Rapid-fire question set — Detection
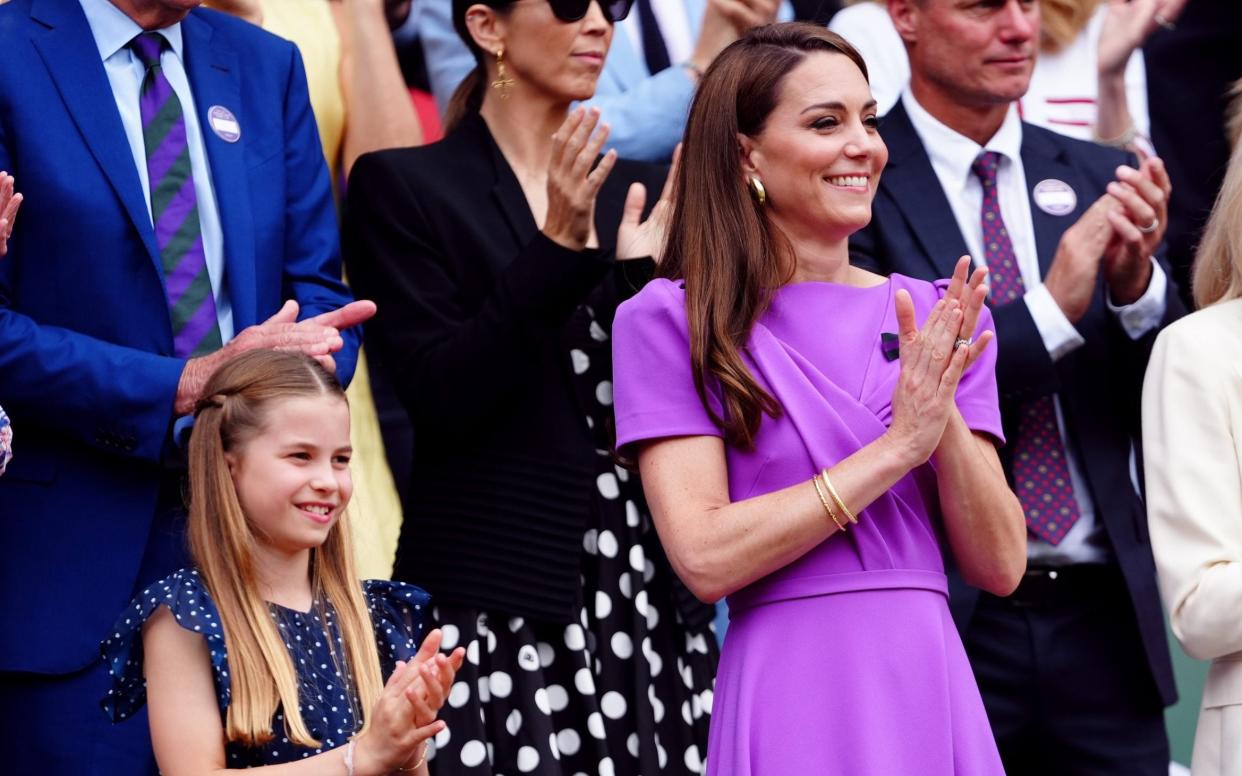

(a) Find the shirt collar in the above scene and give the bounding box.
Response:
[79,0,185,64]
[900,85,1024,185]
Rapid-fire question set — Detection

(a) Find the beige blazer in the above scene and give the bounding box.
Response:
[1144,298,1242,776]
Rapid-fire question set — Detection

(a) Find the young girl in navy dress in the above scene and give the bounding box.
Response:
[101,350,465,774]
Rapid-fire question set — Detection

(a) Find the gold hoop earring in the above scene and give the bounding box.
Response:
[748,175,766,206]
[492,47,515,98]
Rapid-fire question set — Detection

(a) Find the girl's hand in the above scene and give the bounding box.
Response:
[885,260,993,467]
[352,634,448,776]
[542,107,617,252]
[405,646,465,726]
[616,144,680,263]
[0,171,23,258]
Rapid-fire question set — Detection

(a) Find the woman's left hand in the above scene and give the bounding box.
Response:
[616,144,680,262]
[941,255,991,372]
[1098,0,1188,76]
[0,171,23,258]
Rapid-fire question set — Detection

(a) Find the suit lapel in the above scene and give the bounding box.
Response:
[878,103,971,279]
[182,13,258,329]
[29,0,162,274]
[1020,126,1086,280]
[474,117,538,249]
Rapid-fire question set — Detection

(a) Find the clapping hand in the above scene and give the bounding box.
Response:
[1102,157,1170,304]
[543,107,617,252]
[886,257,994,466]
[1098,0,1188,76]
[616,144,680,262]
[0,172,23,258]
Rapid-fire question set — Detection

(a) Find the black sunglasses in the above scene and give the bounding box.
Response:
[546,0,635,23]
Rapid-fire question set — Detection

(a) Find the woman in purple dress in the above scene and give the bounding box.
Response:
[611,23,1027,775]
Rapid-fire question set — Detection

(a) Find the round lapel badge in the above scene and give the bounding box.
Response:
[207,105,241,143]
[1032,178,1076,216]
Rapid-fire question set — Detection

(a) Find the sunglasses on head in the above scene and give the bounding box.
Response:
[545,0,635,23]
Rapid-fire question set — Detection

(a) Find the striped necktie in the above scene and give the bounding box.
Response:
[130,32,222,358]
[972,151,1081,545]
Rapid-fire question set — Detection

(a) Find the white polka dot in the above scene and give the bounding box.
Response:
[685,745,703,771]
[682,700,692,725]
[599,758,616,776]
[635,590,649,617]
[689,633,709,654]
[476,676,491,703]
[601,691,627,719]
[589,321,607,341]
[598,530,618,558]
[571,349,590,374]
[435,725,452,748]
[646,605,660,630]
[448,682,470,708]
[509,616,525,632]
[440,623,460,650]
[657,741,668,768]
[517,644,540,671]
[643,558,656,583]
[649,685,665,722]
[549,731,561,760]
[627,732,640,757]
[489,671,513,698]
[582,529,598,555]
[700,687,714,713]
[487,630,497,653]
[625,500,641,527]
[595,380,613,406]
[517,746,540,772]
[595,590,612,618]
[466,640,480,664]
[547,683,570,712]
[587,711,606,739]
[629,544,646,572]
[537,641,556,667]
[506,709,523,736]
[611,632,633,659]
[574,666,595,695]
[564,624,586,650]
[618,573,633,599]
[460,740,487,767]
[534,688,552,715]
[557,729,581,756]
[596,473,620,500]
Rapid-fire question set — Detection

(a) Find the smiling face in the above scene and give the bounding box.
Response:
[226,394,353,559]
[739,51,888,245]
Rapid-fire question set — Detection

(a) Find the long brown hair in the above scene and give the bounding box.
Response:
[658,23,869,448]
[1191,134,1242,309]
[444,0,516,132]
[187,350,383,747]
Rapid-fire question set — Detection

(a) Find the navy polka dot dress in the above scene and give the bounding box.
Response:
[100,568,430,765]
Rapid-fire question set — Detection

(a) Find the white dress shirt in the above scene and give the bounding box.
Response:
[902,89,1168,565]
[80,0,233,343]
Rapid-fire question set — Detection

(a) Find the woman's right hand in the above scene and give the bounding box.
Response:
[0,171,23,258]
[884,257,993,468]
[352,630,450,776]
[542,107,617,251]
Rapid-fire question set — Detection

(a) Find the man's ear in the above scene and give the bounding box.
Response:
[737,133,762,176]
[464,3,506,57]
[888,0,920,47]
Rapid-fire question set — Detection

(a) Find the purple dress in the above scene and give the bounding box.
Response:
[612,276,1006,775]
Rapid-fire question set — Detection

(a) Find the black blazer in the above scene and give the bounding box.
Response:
[344,114,708,627]
[850,102,1184,707]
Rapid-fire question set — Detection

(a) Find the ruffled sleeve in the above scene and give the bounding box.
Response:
[0,405,11,476]
[99,568,231,722]
[364,579,431,675]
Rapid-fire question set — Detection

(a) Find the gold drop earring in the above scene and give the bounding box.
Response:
[748,175,767,206]
[492,47,515,98]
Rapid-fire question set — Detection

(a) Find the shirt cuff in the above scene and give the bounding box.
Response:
[1025,283,1085,361]
[1106,256,1168,340]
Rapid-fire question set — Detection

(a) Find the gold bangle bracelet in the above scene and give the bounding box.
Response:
[396,741,429,772]
[811,474,846,531]
[820,469,858,524]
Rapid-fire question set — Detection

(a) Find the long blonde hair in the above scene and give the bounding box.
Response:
[187,350,383,747]
[1040,0,1099,54]
[1191,137,1242,308]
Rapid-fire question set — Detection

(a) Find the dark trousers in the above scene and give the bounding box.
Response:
[0,476,185,776]
[965,564,1169,776]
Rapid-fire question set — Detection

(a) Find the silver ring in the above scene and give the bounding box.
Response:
[1139,218,1159,234]
[954,337,972,351]
[1154,13,1175,31]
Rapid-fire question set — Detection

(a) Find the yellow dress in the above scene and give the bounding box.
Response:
[259,0,403,578]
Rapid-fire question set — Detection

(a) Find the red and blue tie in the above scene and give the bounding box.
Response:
[131,32,222,358]
[972,151,1081,545]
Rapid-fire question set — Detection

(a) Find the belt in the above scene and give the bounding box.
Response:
[1001,563,1121,608]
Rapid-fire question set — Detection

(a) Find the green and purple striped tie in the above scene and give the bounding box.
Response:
[130,32,222,358]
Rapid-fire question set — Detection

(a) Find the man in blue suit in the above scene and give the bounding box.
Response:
[0,0,373,772]
[849,1,1183,774]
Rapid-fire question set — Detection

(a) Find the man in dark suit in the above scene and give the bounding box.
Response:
[849,1,1184,773]
[0,0,373,773]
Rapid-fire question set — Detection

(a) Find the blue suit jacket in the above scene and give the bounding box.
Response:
[0,0,359,673]
[850,101,1183,707]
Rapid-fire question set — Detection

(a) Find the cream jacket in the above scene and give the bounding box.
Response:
[1144,298,1242,776]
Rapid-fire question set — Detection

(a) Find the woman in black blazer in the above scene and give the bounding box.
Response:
[343,0,717,772]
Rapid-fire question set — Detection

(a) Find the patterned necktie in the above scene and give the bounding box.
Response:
[635,0,671,74]
[130,33,222,358]
[972,151,1081,545]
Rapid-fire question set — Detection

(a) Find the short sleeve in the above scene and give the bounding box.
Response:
[364,580,431,675]
[612,279,724,451]
[99,569,230,722]
[933,279,1005,444]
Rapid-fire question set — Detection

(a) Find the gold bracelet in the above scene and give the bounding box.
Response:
[811,474,846,531]
[820,469,858,524]
[395,741,429,772]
